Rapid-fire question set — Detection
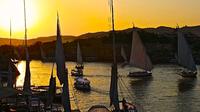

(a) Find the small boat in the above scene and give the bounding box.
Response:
[71,42,84,76]
[71,68,83,76]
[74,77,90,91]
[177,28,197,78]
[128,28,153,77]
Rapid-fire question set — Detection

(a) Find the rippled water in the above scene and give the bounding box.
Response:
[16,61,200,112]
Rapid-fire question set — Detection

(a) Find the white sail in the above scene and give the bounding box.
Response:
[77,42,83,65]
[177,31,197,71]
[129,29,153,71]
[121,46,127,62]
[55,14,71,111]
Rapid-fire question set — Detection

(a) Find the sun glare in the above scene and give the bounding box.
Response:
[0,0,37,32]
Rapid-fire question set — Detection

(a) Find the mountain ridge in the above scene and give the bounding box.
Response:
[0,25,199,46]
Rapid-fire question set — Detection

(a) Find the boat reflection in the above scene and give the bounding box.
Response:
[176,78,197,112]
[130,77,153,101]
[177,78,197,93]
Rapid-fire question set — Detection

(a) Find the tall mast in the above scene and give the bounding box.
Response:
[111,0,116,64]
[109,0,120,111]
[23,0,31,92]
[9,19,12,48]
[9,18,13,59]
[24,0,27,47]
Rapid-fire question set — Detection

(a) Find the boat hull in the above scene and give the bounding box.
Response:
[128,71,152,77]
[179,71,197,78]
[74,83,91,91]
[74,77,91,91]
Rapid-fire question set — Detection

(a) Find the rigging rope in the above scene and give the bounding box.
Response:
[118,75,145,112]
[118,74,135,102]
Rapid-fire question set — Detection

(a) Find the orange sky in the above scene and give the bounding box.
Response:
[0,0,199,39]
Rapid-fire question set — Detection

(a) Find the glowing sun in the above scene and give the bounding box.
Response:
[0,0,37,32]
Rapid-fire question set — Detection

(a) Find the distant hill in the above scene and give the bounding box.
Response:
[0,25,200,46]
[0,35,76,46]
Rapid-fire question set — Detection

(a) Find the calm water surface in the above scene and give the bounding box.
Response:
[16,61,200,112]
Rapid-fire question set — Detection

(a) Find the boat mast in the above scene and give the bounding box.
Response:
[110,0,120,111]
[24,0,27,47]
[23,0,31,92]
[111,0,116,64]
[9,19,12,53]
[7,18,13,88]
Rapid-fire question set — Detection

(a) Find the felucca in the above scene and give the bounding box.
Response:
[128,28,153,77]
[71,42,84,76]
[176,28,197,77]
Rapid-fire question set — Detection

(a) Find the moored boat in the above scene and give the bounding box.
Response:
[128,28,153,77]
[74,77,90,91]
[176,28,197,78]
[71,42,84,76]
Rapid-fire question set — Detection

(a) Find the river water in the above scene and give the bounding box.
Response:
[16,61,200,112]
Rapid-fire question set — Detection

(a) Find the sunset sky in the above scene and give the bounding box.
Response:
[0,0,199,39]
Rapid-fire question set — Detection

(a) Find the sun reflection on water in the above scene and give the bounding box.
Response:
[16,61,26,87]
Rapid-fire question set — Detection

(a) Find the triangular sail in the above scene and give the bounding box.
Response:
[121,45,127,62]
[109,63,119,110]
[177,31,197,71]
[129,30,153,71]
[55,14,71,112]
[46,64,56,107]
[77,42,83,65]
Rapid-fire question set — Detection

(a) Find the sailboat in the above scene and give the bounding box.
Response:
[0,19,20,88]
[89,0,137,111]
[177,29,197,77]
[71,42,84,76]
[128,28,153,77]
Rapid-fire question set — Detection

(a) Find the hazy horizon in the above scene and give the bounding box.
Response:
[0,0,200,39]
